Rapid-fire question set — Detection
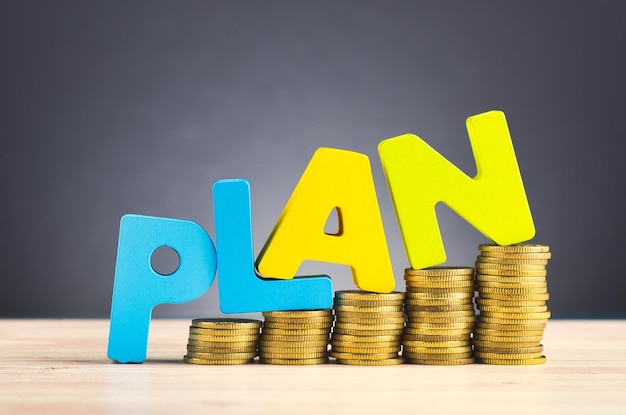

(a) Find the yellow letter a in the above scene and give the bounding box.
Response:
[256,148,395,293]
[378,110,535,270]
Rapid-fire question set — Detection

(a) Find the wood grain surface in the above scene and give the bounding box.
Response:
[1,319,625,414]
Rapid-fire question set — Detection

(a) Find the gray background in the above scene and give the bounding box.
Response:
[1,0,624,318]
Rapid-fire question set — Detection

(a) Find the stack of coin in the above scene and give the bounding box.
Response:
[474,244,551,365]
[329,290,405,366]
[403,267,476,365]
[258,309,333,365]
[184,318,261,365]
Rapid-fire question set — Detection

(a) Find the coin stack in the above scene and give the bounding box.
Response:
[473,244,551,365]
[403,267,476,365]
[184,318,261,365]
[329,290,405,366]
[258,310,333,365]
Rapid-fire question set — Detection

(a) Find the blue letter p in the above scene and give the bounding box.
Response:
[107,214,217,363]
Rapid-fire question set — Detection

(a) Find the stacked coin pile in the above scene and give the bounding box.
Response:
[184,318,261,365]
[403,267,476,365]
[258,310,333,365]
[473,244,551,365]
[329,290,405,366]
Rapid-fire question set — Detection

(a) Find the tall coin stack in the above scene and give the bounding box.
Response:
[184,318,261,365]
[473,244,551,365]
[329,290,405,366]
[259,310,333,365]
[403,267,476,365]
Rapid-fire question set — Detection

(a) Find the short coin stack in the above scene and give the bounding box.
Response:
[403,267,476,365]
[330,290,405,366]
[258,310,333,365]
[474,244,551,365]
[184,318,261,365]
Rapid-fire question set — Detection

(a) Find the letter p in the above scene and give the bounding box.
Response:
[107,214,217,363]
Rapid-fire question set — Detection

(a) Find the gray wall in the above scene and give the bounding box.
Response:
[1,1,624,318]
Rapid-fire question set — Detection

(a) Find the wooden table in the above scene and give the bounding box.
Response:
[1,319,625,414]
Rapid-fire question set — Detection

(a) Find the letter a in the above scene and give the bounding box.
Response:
[256,148,395,293]
[378,110,535,270]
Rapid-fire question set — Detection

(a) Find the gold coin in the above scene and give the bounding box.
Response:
[476,285,548,293]
[405,357,475,365]
[263,321,333,330]
[403,333,471,342]
[404,275,474,288]
[472,339,541,349]
[263,316,335,325]
[260,357,328,365]
[330,334,402,343]
[477,256,549,266]
[475,274,546,282]
[405,280,476,289]
[183,355,254,365]
[331,345,401,354]
[187,345,257,353]
[476,324,546,334]
[404,312,476,321]
[406,309,476,317]
[334,357,404,366]
[480,251,552,260]
[479,244,550,253]
[473,334,543,343]
[477,305,548,313]
[335,316,406,325]
[406,321,475,329]
[191,318,262,329]
[259,334,329,342]
[474,351,544,360]
[331,340,400,349]
[404,267,475,276]
[475,298,547,307]
[404,298,474,307]
[329,351,398,360]
[478,292,549,301]
[405,286,475,295]
[405,315,476,325]
[479,311,551,320]
[188,333,259,342]
[259,351,328,359]
[332,325,404,335]
[402,346,472,354]
[477,356,546,365]
[405,304,475,312]
[477,268,547,277]
[403,351,473,360]
[334,305,403,313]
[259,339,328,348]
[187,339,258,347]
[261,328,329,336]
[259,347,328,359]
[188,327,260,336]
[473,327,545,337]
[475,262,546,271]
[403,339,471,348]
[186,351,257,360]
[404,292,475,300]
[334,298,404,307]
[478,291,548,300]
[404,276,474,285]
[475,345,543,355]
[262,309,333,318]
[476,280,547,289]
[335,310,405,319]
[478,316,548,325]
[334,290,405,301]
[404,327,473,335]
